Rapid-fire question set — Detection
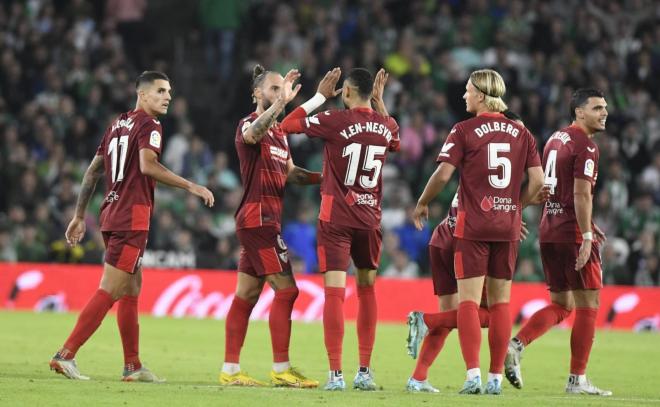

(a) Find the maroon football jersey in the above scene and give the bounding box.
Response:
[429,192,458,250]
[438,112,541,241]
[539,125,599,243]
[234,112,290,230]
[97,109,162,231]
[301,108,399,230]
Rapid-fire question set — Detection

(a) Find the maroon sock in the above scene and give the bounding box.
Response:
[224,296,255,363]
[117,295,141,371]
[457,301,481,370]
[423,310,457,330]
[412,327,451,381]
[62,289,116,357]
[324,287,345,371]
[516,303,572,346]
[269,287,299,363]
[357,285,377,367]
[488,302,512,374]
[570,307,597,375]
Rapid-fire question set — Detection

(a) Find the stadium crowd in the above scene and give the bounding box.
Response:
[0,0,659,286]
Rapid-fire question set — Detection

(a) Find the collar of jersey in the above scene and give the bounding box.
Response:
[477,112,504,118]
[351,107,374,113]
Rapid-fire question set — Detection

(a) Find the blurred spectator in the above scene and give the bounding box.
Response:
[381,249,420,279]
[282,203,317,274]
[0,1,658,286]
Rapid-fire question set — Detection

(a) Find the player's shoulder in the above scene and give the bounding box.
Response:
[237,112,258,134]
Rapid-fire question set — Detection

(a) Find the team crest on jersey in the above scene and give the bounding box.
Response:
[584,159,595,177]
[105,191,120,203]
[241,121,251,134]
[150,131,161,148]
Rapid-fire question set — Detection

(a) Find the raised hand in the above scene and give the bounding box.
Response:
[65,217,86,247]
[371,68,389,102]
[317,67,342,99]
[282,69,302,103]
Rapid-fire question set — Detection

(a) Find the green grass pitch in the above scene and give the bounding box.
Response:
[1,311,659,406]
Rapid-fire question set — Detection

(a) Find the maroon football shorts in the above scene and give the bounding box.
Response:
[429,244,457,296]
[454,238,519,280]
[102,231,148,274]
[317,220,382,272]
[236,226,291,277]
[540,242,603,292]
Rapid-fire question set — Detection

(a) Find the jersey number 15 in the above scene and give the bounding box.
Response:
[342,143,386,189]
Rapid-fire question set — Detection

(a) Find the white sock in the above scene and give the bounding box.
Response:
[273,361,290,373]
[467,368,481,380]
[488,372,503,383]
[222,362,240,375]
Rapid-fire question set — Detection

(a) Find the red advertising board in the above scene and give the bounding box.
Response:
[1,262,658,331]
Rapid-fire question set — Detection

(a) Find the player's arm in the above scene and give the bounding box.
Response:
[520,166,545,207]
[371,68,389,116]
[64,155,105,246]
[139,148,214,207]
[285,158,321,185]
[244,69,302,145]
[74,155,105,219]
[280,68,341,133]
[574,178,593,270]
[413,162,456,230]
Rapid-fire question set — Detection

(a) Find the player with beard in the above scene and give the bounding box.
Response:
[219,65,329,388]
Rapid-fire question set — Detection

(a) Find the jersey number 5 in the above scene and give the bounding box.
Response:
[342,143,386,189]
[488,143,511,189]
[108,135,129,183]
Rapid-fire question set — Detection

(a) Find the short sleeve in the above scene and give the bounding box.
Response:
[96,136,105,156]
[436,124,464,168]
[303,110,337,140]
[235,117,253,145]
[387,116,400,152]
[524,130,542,169]
[137,119,163,155]
[574,142,598,185]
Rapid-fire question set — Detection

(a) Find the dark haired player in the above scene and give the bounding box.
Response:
[281,68,399,391]
[49,71,215,382]
[505,89,611,396]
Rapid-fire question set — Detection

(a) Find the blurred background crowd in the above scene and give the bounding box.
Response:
[0,0,659,285]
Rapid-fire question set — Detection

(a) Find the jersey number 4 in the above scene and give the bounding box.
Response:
[543,149,558,194]
[342,143,386,189]
[108,135,129,183]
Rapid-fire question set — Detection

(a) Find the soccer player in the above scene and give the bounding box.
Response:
[406,110,540,393]
[405,111,545,393]
[412,69,544,395]
[504,89,612,396]
[280,67,399,391]
[49,71,215,381]
[220,65,324,388]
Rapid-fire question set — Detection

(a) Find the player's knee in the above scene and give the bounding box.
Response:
[355,268,376,286]
[266,272,296,291]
